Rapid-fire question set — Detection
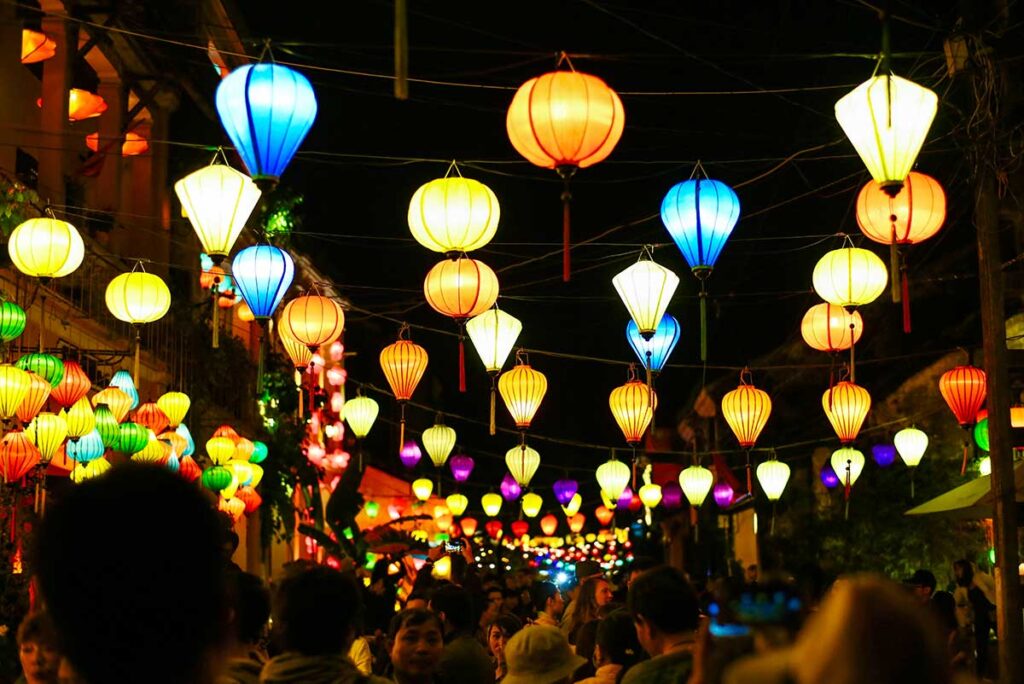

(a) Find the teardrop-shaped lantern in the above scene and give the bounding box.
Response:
[505,444,540,488]
[8,218,85,279]
[109,371,139,410]
[679,465,714,508]
[50,360,90,409]
[553,479,578,507]
[342,395,379,439]
[278,323,314,369]
[521,492,543,518]
[115,422,149,455]
[207,436,236,465]
[822,381,871,444]
[215,63,317,186]
[65,397,96,439]
[939,365,987,427]
[638,483,662,509]
[894,426,928,468]
[65,428,104,463]
[596,458,630,503]
[449,454,474,482]
[174,163,261,262]
[93,404,119,448]
[16,372,51,425]
[232,245,295,318]
[280,292,344,351]
[721,368,772,449]
[812,245,888,310]
[422,421,456,469]
[481,492,503,517]
[92,387,132,423]
[466,307,522,374]
[408,173,499,254]
[613,255,679,341]
[380,327,428,450]
[0,431,40,482]
[609,369,657,446]
[830,447,866,488]
[26,412,67,464]
[540,513,559,536]
[0,365,31,421]
[626,314,681,375]
[157,392,191,429]
[835,74,937,195]
[498,352,547,430]
[756,460,791,501]
[800,303,863,353]
[446,493,469,517]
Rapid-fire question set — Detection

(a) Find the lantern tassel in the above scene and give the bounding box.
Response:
[458,335,466,393]
[844,467,851,521]
[212,292,220,349]
[961,439,969,477]
[256,324,266,395]
[745,451,752,495]
[133,327,141,388]
[849,322,856,383]
[561,178,571,283]
[910,470,915,499]
[901,269,911,334]
[645,351,655,430]
[297,383,304,418]
[489,381,496,436]
[400,404,406,453]
[770,502,776,536]
[699,289,708,362]
[393,0,408,100]
[692,508,699,544]
[890,242,901,302]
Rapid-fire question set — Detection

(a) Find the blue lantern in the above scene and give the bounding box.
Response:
[110,370,139,410]
[660,178,740,362]
[626,314,681,375]
[215,63,317,185]
[232,245,294,319]
[175,423,196,457]
[66,428,105,463]
[871,443,897,468]
[164,450,180,474]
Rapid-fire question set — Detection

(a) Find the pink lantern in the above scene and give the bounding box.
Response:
[327,366,347,387]
[713,482,734,508]
[330,391,344,414]
[329,340,345,361]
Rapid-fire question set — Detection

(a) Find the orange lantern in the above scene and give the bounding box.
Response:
[721,368,771,449]
[280,291,344,351]
[506,58,625,281]
[213,424,241,443]
[200,265,225,290]
[21,29,56,64]
[594,505,614,527]
[800,303,863,353]
[133,402,169,435]
[0,430,41,482]
[91,387,132,423]
[16,372,51,425]
[856,172,946,332]
[939,365,987,427]
[379,325,429,449]
[424,256,499,391]
[51,360,91,409]
[278,323,313,370]
[540,514,558,536]
[235,486,263,514]
[86,131,149,157]
[568,513,585,533]
[179,455,202,482]
[459,517,478,537]
[609,365,656,446]
[497,351,547,430]
[822,381,871,444]
[237,301,255,322]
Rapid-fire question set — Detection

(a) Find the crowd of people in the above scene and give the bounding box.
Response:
[7,466,998,684]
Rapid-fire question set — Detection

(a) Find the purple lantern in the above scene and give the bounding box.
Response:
[820,462,840,489]
[399,441,422,469]
[500,473,522,501]
[713,481,735,508]
[661,481,683,509]
[617,486,634,509]
[553,479,578,506]
[449,454,474,482]
[871,444,897,468]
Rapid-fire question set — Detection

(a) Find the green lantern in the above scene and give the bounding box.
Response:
[202,465,233,492]
[116,421,149,454]
[0,301,26,343]
[250,440,268,464]
[365,500,380,519]
[974,417,989,452]
[16,353,64,388]
[94,403,120,448]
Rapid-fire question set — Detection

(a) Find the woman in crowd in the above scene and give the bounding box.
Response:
[575,610,645,684]
[388,609,445,684]
[15,612,60,684]
[487,615,524,681]
[564,578,613,646]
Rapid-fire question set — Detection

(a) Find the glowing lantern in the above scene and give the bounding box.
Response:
[939,366,987,427]
[679,466,714,508]
[250,440,268,464]
[594,506,614,527]
[109,371,139,410]
[539,514,558,536]
[156,392,190,429]
[800,304,863,353]
[26,412,67,463]
[638,483,662,509]
[568,513,585,533]
[446,493,469,517]
[835,74,937,195]
[92,388,132,423]
[979,457,992,476]
[219,496,245,522]
[500,473,521,501]
[0,365,31,421]
[85,131,149,157]
[553,479,578,506]
[115,422,148,455]
[467,306,523,434]
[460,517,478,537]
[234,438,255,463]
[0,431,40,482]
[613,255,679,339]
[412,478,433,501]
[609,370,657,446]
[159,431,188,457]
[51,361,90,409]
[280,293,344,352]
[498,354,547,429]
[380,329,429,448]
[486,520,503,539]
[505,445,541,488]
[721,369,772,449]
[0,301,27,343]
[278,324,313,370]
[132,434,169,463]
[175,164,261,262]
[229,459,255,486]
[66,429,103,463]
[820,462,840,489]
[822,381,871,444]
[202,465,233,492]
[506,66,624,280]
[342,395,379,438]
[408,173,499,254]
[21,29,56,63]
[8,218,84,280]
[232,244,295,325]
[15,372,50,425]
[713,481,735,508]
[596,458,630,503]
[206,436,235,465]
[561,492,582,517]
[236,486,262,515]
[627,314,680,377]
[661,482,683,509]
[133,403,169,435]
[812,245,888,311]
[894,426,928,468]
[363,500,380,520]
[93,404,119,448]
[521,492,543,518]
[216,63,317,186]
[830,447,866,490]
[237,302,255,323]
[422,421,456,468]
[482,492,503,517]
[756,460,791,501]
[16,354,63,388]
[65,398,97,441]
[399,441,422,469]
[857,172,945,245]
[872,444,897,468]
[449,454,474,482]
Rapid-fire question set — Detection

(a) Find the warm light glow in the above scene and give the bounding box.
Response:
[466,308,521,373]
[812,246,888,309]
[481,492,503,517]
[278,324,314,369]
[105,269,171,324]
[979,456,991,476]
[596,459,630,502]
[408,176,499,253]
[561,492,582,517]
[822,381,871,444]
[342,396,379,438]
[412,478,433,501]
[280,295,344,351]
[21,29,56,64]
[446,493,469,516]
[157,392,190,428]
[505,444,541,487]
[380,338,428,401]
[498,359,547,428]
[86,131,149,157]
[679,465,714,507]
[460,517,478,537]
[65,397,95,439]
[50,360,90,409]
[8,218,84,279]
[939,366,987,427]
[206,436,236,465]
[856,172,946,245]
[800,303,863,353]
[721,372,772,448]
[540,514,559,536]
[521,492,543,518]
[15,372,50,425]
[594,505,614,527]
[894,426,928,468]
[613,259,679,338]
[638,483,662,508]
[0,365,30,421]
[756,460,791,501]
[422,423,456,468]
[26,412,67,464]
[175,164,261,260]
[423,257,499,320]
[830,447,866,487]
[609,379,656,445]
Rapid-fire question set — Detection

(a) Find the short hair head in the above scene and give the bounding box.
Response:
[627,565,699,634]
[273,565,362,655]
[388,608,444,641]
[227,572,271,645]
[531,581,560,612]
[430,584,474,633]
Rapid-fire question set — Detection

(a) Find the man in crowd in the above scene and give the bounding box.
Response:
[623,565,700,684]
[431,584,493,684]
[501,625,584,684]
[906,569,937,603]
[531,581,565,627]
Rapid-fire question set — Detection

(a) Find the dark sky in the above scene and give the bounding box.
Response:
[172,1,990,500]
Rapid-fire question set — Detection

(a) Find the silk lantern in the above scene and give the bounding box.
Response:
[0,431,40,482]
[540,514,559,536]
[65,428,103,463]
[424,256,499,392]
[174,162,261,262]
[638,483,662,509]
[280,292,344,351]
[520,492,543,519]
[106,265,172,383]
[939,366,987,427]
[93,404,119,448]
[215,63,317,188]
[481,492,503,517]
[446,493,469,517]
[506,63,624,280]
[626,313,680,381]
[613,254,679,340]
[498,352,547,430]
[800,304,863,353]
[400,441,422,469]
[0,365,31,422]
[721,368,772,493]
[9,218,84,280]
[51,360,90,409]
[16,353,63,388]
[422,420,456,484]
[500,473,521,501]
[561,492,582,516]
[822,381,871,444]
[713,481,735,508]
[568,513,586,533]
[596,458,630,503]
[510,520,529,539]
[609,368,657,447]
[343,395,379,438]
[835,74,937,195]
[408,170,499,254]
[679,465,714,508]
[157,392,190,429]
[85,131,149,157]
[460,517,478,537]
[553,479,578,507]
[26,412,67,463]
[65,397,96,439]
[109,371,139,410]
[894,426,928,498]
[16,372,50,425]
[505,444,540,488]
[92,387,132,424]
[872,444,897,468]
[757,458,791,533]
[233,244,295,391]
[466,306,522,434]
[594,505,614,527]
[449,454,474,482]
[830,447,866,518]
[412,478,433,502]
[207,436,236,465]
[485,520,503,539]
[380,327,428,449]
[0,301,27,343]
[21,29,56,64]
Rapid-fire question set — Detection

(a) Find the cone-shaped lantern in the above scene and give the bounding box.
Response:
[613,251,679,340]
[823,381,871,444]
[380,325,428,450]
[505,444,540,488]
[627,314,680,378]
[830,446,866,517]
[679,465,714,508]
[157,392,191,429]
[756,459,791,501]
[174,162,261,262]
[895,426,929,498]
[498,351,546,430]
[343,394,379,439]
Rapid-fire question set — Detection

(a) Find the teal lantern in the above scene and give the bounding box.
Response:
[94,404,120,448]
[626,313,681,378]
[66,428,105,463]
[110,370,140,410]
[0,301,27,342]
[250,440,268,464]
[16,353,64,388]
[176,423,196,457]
[201,465,234,492]
[116,422,149,454]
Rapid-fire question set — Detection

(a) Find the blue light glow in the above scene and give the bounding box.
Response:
[661,179,740,273]
[110,370,139,410]
[232,244,295,319]
[626,313,681,373]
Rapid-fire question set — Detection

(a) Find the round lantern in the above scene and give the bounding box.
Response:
[721,369,772,449]
[280,293,344,351]
[521,492,543,518]
[157,392,191,429]
[609,372,657,446]
[506,67,624,280]
[202,465,233,492]
[21,29,56,64]
[822,381,871,444]
[894,427,928,468]
[424,257,499,321]
[408,174,499,254]
[237,302,255,323]
[594,505,615,527]
[596,458,630,503]
[627,314,681,376]
[174,163,261,262]
[756,460,791,501]
[399,441,422,468]
[872,443,898,468]
[812,245,888,310]
[449,454,474,482]
[109,371,139,410]
[65,397,96,440]
[856,172,945,245]
[16,354,63,388]
[51,360,90,409]
[613,256,680,340]
[568,513,586,533]
[638,483,662,508]
[412,478,433,502]
[835,74,937,195]
[0,301,27,343]
[500,473,521,502]
[540,513,559,536]
[15,372,51,425]
[27,412,67,463]
[380,329,429,449]
[505,444,540,488]
[481,492,503,517]
[460,517,479,537]
[232,244,295,318]
[561,492,582,516]
[498,354,547,430]
[0,431,40,482]
[446,493,469,517]
[800,303,863,353]
[939,366,987,427]
[215,63,317,186]
[552,479,578,507]
[422,421,456,469]
[342,395,379,438]
[486,520,504,539]
[679,465,714,508]
[0,365,31,421]
[8,218,84,280]
[115,422,148,454]
[92,387,132,423]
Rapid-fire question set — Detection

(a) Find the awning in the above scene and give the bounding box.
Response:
[905,462,1024,520]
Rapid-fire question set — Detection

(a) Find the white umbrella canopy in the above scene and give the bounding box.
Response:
[905,461,1024,520]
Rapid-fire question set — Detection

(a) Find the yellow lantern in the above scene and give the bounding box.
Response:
[561,492,582,517]
[679,465,714,508]
[157,392,190,428]
[174,163,261,262]
[423,257,500,322]
[756,460,791,501]
[609,371,656,446]
[835,74,938,195]
[721,369,772,449]
[91,387,132,423]
[830,447,866,489]
[0,365,31,422]
[219,496,245,522]
[408,174,500,254]
[638,483,662,508]
[26,411,68,464]
[65,396,95,439]
[613,256,679,339]
[481,492,503,517]
[498,354,547,429]
[229,459,255,486]
[133,434,169,463]
[105,268,171,324]
[21,29,56,64]
[822,381,871,444]
[894,426,928,468]
[206,436,236,465]
[812,245,888,310]
[16,371,51,425]
[422,421,456,468]
[432,555,452,579]
[467,306,523,435]
[596,458,630,502]
[521,492,543,518]
[412,477,434,501]
[600,488,617,510]
[280,293,345,352]
[343,395,379,438]
[8,218,85,280]
[505,444,541,488]
[801,303,864,353]
[446,493,469,517]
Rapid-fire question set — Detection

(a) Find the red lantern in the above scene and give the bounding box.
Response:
[133,402,169,435]
[460,517,478,537]
[628,494,643,513]
[214,424,241,443]
[379,328,428,449]
[822,381,871,444]
[485,520,503,539]
[540,514,558,536]
[236,486,262,514]
[0,431,40,482]
[568,513,585,533]
[595,505,614,527]
[510,520,529,538]
[179,455,201,482]
[939,365,987,427]
[51,361,91,409]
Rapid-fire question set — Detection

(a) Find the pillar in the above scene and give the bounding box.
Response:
[37,13,73,205]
